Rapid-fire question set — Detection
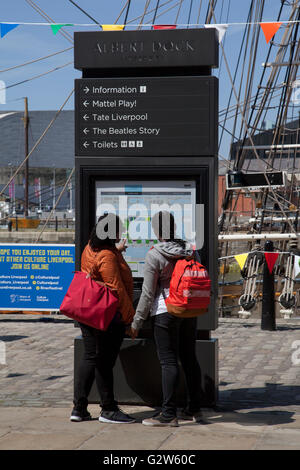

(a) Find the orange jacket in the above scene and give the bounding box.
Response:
[81,243,134,325]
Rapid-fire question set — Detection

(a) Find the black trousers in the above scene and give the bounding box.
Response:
[153,312,202,419]
[73,314,125,411]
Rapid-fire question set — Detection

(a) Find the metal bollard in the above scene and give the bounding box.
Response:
[261,240,276,331]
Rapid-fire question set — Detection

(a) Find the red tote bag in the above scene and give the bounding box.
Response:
[60,271,119,331]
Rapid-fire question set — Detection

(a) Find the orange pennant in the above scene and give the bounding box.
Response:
[260,22,282,44]
[264,252,279,274]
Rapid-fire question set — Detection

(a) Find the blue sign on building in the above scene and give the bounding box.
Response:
[0,244,75,311]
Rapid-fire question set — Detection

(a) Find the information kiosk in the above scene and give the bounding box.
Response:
[74,28,219,406]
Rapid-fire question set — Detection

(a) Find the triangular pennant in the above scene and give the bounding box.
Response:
[294,255,300,278]
[50,24,73,35]
[234,253,248,270]
[101,25,125,31]
[260,22,282,44]
[0,23,19,38]
[204,24,228,43]
[153,25,177,30]
[264,252,279,273]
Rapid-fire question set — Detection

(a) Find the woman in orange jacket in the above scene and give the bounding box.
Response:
[70,213,135,424]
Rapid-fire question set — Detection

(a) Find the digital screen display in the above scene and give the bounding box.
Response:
[95,180,196,277]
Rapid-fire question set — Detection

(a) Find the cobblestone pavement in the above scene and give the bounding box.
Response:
[0,314,299,411]
[0,314,299,450]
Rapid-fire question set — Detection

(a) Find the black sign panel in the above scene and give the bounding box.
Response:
[74,29,218,70]
[75,76,218,157]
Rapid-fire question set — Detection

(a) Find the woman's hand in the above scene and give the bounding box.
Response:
[116,239,127,252]
[126,326,139,339]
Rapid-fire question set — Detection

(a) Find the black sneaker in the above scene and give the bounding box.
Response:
[99,408,136,424]
[70,408,92,422]
[142,413,178,427]
[177,408,208,424]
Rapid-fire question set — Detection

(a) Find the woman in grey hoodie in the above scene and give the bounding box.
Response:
[130,211,203,427]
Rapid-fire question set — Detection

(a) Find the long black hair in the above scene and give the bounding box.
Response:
[151,211,185,247]
[89,213,123,251]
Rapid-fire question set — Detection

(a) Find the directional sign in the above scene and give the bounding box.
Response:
[75,77,218,157]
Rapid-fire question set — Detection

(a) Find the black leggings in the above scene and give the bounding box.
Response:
[73,315,125,411]
[153,312,202,419]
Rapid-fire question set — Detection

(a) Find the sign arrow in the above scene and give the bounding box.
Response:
[83,128,89,135]
[83,114,89,121]
[83,100,89,107]
[83,141,90,148]
[83,86,90,94]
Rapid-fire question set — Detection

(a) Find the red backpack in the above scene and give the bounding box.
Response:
[164,259,211,318]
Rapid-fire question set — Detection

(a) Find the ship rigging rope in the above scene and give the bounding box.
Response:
[0,62,73,92]
[0,89,74,199]
[218,1,254,151]
[138,0,152,29]
[123,0,132,26]
[237,0,265,145]
[152,0,161,26]
[267,10,300,169]
[239,2,297,171]
[175,0,185,23]
[187,0,194,27]
[234,1,286,169]
[219,3,299,229]
[231,0,260,149]
[67,0,101,27]
[2,0,135,235]
[155,1,183,21]
[25,0,73,44]
[197,0,203,24]
[127,0,178,24]
[211,8,298,234]
[0,47,73,74]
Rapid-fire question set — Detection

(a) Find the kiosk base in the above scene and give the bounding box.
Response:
[74,337,218,407]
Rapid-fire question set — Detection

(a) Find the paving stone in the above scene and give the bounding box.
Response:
[159,429,259,450]
[0,431,93,450]
[79,427,173,450]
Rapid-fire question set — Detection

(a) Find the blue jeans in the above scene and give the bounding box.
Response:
[153,312,202,419]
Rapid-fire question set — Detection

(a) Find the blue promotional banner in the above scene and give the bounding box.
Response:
[0,244,75,311]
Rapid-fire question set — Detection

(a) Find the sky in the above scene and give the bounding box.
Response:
[0,0,297,161]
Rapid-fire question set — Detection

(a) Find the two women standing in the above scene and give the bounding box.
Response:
[71,211,204,427]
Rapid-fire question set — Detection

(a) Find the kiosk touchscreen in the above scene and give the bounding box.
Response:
[95,180,200,279]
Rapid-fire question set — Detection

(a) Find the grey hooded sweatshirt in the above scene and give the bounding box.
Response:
[131,241,193,331]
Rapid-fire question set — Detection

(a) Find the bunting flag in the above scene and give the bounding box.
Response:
[234,253,248,270]
[204,24,228,43]
[0,23,19,38]
[101,25,125,31]
[153,25,177,30]
[260,22,282,43]
[294,255,300,278]
[50,24,74,35]
[264,252,279,273]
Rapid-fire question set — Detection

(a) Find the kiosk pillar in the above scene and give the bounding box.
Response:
[74,28,219,407]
